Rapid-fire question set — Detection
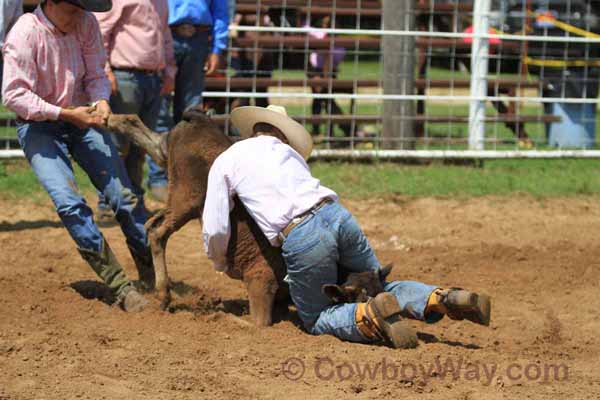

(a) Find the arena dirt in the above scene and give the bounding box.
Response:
[1,196,599,399]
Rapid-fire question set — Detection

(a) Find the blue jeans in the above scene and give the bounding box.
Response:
[546,102,596,148]
[98,69,162,209]
[282,201,442,343]
[17,121,149,255]
[148,30,210,188]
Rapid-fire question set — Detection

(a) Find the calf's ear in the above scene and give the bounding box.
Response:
[379,263,394,280]
[322,284,347,303]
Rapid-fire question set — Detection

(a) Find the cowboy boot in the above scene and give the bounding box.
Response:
[128,245,156,292]
[428,288,491,326]
[78,238,148,312]
[355,292,419,349]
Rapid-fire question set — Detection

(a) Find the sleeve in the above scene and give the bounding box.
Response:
[202,153,235,271]
[93,2,123,75]
[2,26,61,121]
[161,0,176,81]
[81,13,111,102]
[209,0,229,55]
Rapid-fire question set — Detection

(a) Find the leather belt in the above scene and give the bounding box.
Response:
[113,67,159,76]
[171,24,210,38]
[278,198,333,242]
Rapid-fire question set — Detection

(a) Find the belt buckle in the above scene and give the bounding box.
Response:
[175,24,196,38]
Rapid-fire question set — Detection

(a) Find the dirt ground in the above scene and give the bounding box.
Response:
[1,195,600,400]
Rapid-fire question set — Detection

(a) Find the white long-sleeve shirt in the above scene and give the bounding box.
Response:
[202,135,338,271]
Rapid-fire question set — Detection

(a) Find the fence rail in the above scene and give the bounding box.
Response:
[2,0,600,159]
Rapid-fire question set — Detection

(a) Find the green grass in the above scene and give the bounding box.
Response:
[2,158,600,202]
[311,159,600,198]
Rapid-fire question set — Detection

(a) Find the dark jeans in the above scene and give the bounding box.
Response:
[98,69,162,209]
[148,30,210,188]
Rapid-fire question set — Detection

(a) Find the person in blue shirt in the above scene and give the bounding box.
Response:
[147,0,229,202]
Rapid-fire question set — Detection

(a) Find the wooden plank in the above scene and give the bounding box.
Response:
[234,3,472,16]
[233,36,521,51]
[209,114,561,124]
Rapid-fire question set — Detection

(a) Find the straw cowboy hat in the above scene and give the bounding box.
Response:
[230,105,313,160]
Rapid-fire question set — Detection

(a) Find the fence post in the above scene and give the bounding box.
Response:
[382,0,416,150]
[468,0,491,150]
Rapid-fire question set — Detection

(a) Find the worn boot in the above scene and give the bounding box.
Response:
[429,288,491,326]
[116,285,149,313]
[355,292,419,349]
[78,238,148,312]
[128,245,156,292]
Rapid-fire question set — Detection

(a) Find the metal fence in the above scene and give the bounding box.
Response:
[3,0,600,159]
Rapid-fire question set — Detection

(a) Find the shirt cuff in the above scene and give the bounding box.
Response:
[43,103,62,121]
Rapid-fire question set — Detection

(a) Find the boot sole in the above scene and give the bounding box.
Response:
[447,291,491,326]
[475,294,491,326]
[371,293,418,349]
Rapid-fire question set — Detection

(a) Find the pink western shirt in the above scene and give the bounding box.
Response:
[2,7,110,121]
[94,0,176,80]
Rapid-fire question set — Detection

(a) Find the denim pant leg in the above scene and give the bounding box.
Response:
[68,127,149,255]
[282,203,369,343]
[384,280,444,323]
[17,122,104,252]
[99,70,161,208]
[148,31,210,188]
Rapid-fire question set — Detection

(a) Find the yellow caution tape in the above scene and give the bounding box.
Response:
[524,11,600,66]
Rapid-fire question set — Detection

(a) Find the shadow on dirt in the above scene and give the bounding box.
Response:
[166,281,301,326]
[69,280,115,305]
[417,332,482,349]
[0,220,63,232]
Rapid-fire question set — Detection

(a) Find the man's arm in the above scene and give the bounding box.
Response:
[82,13,111,104]
[204,0,229,74]
[93,1,123,95]
[202,154,234,272]
[160,0,176,95]
[2,27,61,120]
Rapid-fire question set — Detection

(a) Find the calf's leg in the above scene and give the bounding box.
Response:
[244,262,279,327]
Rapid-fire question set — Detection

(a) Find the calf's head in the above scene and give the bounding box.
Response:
[322,263,393,304]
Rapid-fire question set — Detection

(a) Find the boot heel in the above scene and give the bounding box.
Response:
[374,292,402,318]
[447,290,478,309]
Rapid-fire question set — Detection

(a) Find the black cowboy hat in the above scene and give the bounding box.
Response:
[63,0,112,12]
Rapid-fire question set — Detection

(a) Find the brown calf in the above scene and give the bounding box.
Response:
[106,110,287,326]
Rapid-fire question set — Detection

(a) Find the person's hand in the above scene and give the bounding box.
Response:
[106,69,118,95]
[204,53,220,76]
[160,75,175,96]
[93,99,111,125]
[59,106,104,129]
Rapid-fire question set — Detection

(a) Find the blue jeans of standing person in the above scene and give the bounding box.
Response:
[97,69,162,211]
[147,30,210,189]
[281,201,443,343]
[16,120,149,255]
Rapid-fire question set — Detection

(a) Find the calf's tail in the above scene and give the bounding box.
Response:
[106,114,168,168]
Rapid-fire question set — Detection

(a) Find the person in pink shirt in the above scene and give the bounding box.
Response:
[2,0,152,312]
[93,0,176,221]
